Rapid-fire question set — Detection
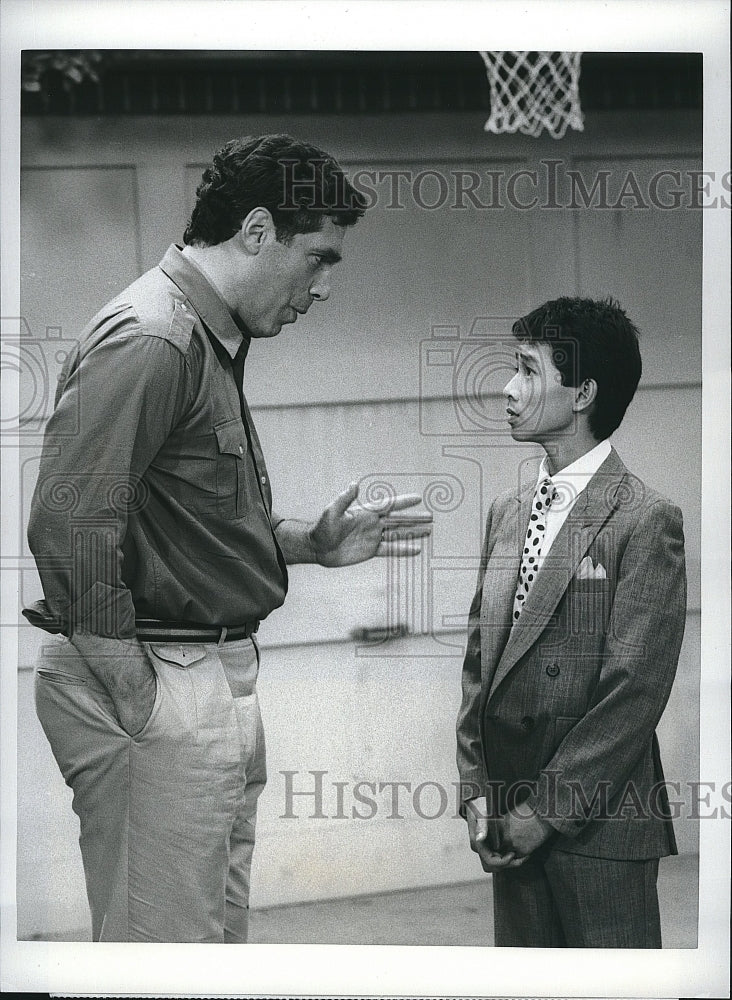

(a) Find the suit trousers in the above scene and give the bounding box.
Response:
[492,847,661,948]
[34,633,266,943]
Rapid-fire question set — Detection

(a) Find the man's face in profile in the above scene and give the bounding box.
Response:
[244,217,346,338]
[504,340,577,445]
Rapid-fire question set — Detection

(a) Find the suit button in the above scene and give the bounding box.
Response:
[520,716,535,732]
[546,663,560,677]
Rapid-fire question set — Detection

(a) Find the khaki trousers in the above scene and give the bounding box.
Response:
[34,634,265,943]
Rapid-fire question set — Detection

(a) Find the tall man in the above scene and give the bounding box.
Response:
[26,134,428,943]
[456,297,687,947]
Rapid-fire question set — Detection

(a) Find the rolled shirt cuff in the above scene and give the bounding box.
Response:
[66,581,137,639]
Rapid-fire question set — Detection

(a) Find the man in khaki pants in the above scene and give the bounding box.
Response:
[27,134,428,942]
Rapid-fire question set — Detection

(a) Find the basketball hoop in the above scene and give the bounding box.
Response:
[480,51,584,139]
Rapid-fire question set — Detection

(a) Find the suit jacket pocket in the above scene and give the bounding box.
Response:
[554,715,580,749]
[570,578,610,592]
[564,579,613,647]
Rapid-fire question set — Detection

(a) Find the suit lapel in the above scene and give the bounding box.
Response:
[478,485,533,695]
[486,448,628,703]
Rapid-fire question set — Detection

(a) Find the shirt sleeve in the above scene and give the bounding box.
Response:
[27,315,191,638]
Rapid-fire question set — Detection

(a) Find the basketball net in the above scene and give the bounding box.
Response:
[480,51,584,139]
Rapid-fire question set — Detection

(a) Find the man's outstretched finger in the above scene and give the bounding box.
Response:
[381,524,432,539]
[360,492,424,515]
[376,540,424,557]
[380,512,433,529]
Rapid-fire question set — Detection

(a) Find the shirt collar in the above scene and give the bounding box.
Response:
[538,438,612,494]
[158,244,249,360]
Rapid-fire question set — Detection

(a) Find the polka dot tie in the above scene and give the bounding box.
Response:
[512,476,556,624]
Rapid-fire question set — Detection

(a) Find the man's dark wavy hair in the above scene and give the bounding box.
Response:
[512,296,642,441]
[183,133,366,247]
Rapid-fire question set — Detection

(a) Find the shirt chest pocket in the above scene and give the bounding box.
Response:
[214,418,248,519]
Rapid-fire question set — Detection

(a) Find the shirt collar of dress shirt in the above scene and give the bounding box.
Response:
[158,244,250,361]
[538,438,612,499]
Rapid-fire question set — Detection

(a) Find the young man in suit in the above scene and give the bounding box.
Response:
[456,296,687,948]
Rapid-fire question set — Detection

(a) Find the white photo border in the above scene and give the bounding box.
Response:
[1,1,729,996]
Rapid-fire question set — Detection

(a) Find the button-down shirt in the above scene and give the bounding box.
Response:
[535,438,612,572]
[27,245,288,638]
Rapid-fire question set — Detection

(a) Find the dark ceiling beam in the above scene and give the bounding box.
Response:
[21,51,702,117]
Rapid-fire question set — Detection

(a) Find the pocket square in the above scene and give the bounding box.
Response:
[576,555,607,580]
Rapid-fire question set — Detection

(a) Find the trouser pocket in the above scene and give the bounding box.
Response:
[141,642,208,744]
[34,640,129,762]
[35,667,87,686]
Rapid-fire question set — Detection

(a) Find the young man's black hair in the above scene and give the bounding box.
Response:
[512,296,642,441]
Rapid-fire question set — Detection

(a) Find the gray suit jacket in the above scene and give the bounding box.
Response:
[456,447,687,860]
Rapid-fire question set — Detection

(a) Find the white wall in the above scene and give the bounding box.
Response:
[14,108,701,938]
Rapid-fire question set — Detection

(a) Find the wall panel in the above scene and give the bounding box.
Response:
[573,156,702,385]
[20,165,141,357]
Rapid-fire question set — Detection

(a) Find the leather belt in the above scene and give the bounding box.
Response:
[22,602,259,643]
[135,620,259,643]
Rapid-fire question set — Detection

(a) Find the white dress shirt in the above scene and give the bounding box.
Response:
[535,439,612,572]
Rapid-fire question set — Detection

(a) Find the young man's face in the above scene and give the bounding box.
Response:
[503,340,578,444]
[244,217,346,338]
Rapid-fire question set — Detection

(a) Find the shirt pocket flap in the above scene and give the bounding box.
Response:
[214,419,246,460]
[147,643,208,668]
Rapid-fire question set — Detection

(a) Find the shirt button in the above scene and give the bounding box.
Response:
[546,663,560,677]
[261,476,267,485]
[520,716,535,732]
